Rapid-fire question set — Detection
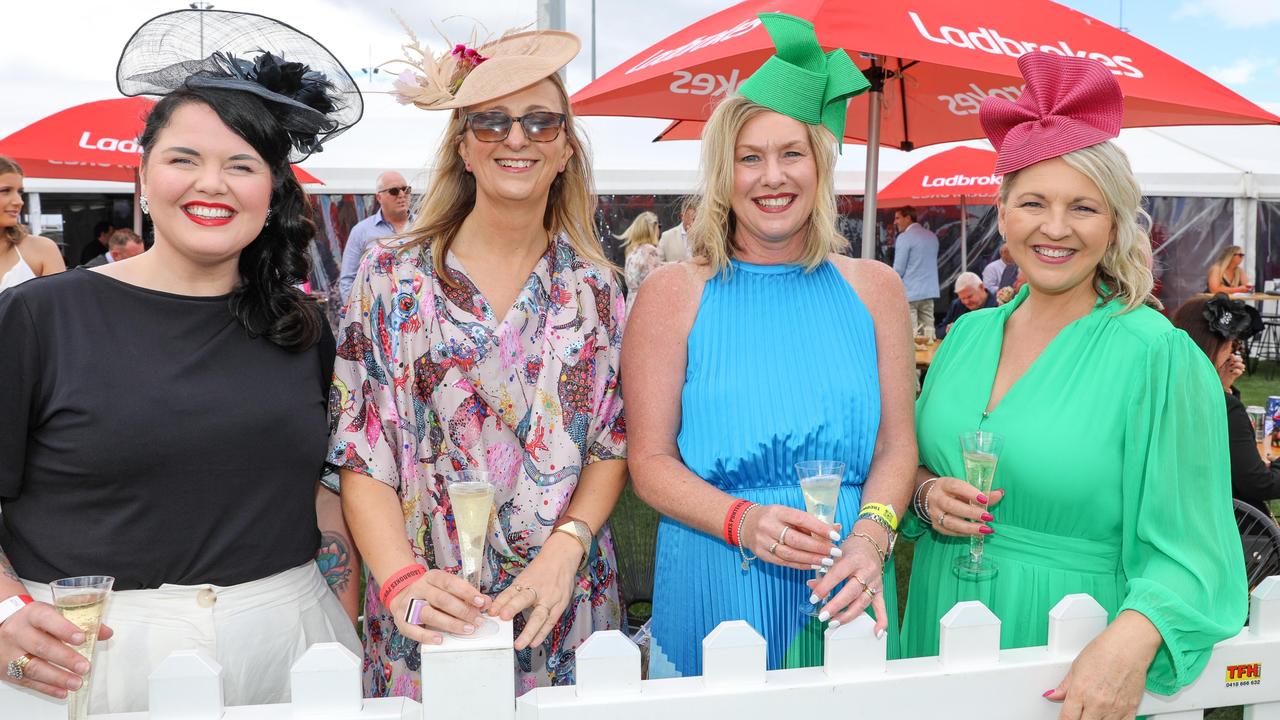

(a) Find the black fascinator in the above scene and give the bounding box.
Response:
[116,9,362,162]
[1203,293,1264,341]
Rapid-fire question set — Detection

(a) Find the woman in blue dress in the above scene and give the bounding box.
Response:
[622,13,918,676]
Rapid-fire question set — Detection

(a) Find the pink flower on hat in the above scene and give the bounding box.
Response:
[980,51,1124,175]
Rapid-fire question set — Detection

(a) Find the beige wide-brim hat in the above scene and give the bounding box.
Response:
[392,29,580,111]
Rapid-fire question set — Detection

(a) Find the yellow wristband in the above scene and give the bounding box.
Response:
[858,502,899,531]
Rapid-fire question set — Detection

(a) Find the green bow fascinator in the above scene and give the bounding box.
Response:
[737,12,869,152]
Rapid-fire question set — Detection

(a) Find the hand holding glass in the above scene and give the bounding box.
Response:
[50,576,113,720]
[446,470,499,638]
[953,431,1003,580]
[796,460,844,616]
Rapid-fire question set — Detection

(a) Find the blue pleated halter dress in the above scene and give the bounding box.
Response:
[649,258,892,677]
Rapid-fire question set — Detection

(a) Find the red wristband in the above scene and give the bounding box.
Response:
[0,594,33,626]
[723,499,751,546]
[378,563,427,609]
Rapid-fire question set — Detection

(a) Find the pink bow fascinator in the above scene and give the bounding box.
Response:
[979,51,1124,175]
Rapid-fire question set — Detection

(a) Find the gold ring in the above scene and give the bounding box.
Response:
[852,574,868,591]
[863,588,874,599]
[5,653,32,681]
[778,527,790,546]
[514,584,539,604]
[533,603,550,613]
[768,541,780,555]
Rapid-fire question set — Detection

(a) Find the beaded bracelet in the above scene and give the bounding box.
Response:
[737,504,760,570]
[912,477,939,526]
[378,562,427,609]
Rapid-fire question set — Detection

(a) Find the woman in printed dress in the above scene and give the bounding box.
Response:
[329,26,625,698]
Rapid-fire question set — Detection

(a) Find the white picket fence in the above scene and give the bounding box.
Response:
[7,577,1280,719]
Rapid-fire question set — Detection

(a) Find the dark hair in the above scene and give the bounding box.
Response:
[896,206,917,222]
[139,86,321,352]
[94,220,114,239]
[1170,297,1227,362]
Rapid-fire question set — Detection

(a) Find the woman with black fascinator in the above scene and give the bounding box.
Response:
[0,10,362,713]
[1172,294,1280,514]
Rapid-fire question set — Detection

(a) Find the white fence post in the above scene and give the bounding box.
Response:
[290,642,364,716]
[701,620,767,689]
[939,600,1001,668]
[574,630,641,698]
[823,613,886,679]
[419,619,516,720]
[148,649,223,720]
[1246,577,1280,720]
[1047,594,1108,659]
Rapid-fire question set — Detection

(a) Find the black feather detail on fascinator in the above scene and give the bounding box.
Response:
[1203,293,1263,341]
[116,9,361,162]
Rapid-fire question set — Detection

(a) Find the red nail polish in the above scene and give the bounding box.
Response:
[976,493,988,504]
[980,525,995,535]
[1042,690,1054,698]
[981,512,994,522]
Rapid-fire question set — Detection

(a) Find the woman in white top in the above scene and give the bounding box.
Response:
[0,158,65,292]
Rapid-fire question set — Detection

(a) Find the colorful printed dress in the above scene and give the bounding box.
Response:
[901,287,1247,694]
[649,259,898,676]
[328,236,626,698]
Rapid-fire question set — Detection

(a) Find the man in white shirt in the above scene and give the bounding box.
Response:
[82,228,144,268]
[338,171,413,300]
[658,203,695,262]
[981,242,1019,296]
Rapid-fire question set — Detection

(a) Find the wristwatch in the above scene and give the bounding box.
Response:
[553,518,594,572]
[0,594,33,626]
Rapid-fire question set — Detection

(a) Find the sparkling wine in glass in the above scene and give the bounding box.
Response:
[50,576,114,720]
[795,460,845,616]
[446,470,499,638]
[953,431,1004,580]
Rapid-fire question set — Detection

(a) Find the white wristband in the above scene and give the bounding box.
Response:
[0,594,33,626]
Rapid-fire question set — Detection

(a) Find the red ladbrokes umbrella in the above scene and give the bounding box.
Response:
[0,97,322,184]
[571,0,1279,257]
[877,146,1000,268]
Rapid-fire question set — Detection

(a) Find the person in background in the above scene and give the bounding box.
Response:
[892,205,940,339]
[332,21,624,698]
[338,171,413,300]
[625,13,915,677]
[1206,245,1252,295]
[658,201,695,262]
[0,11,362,712]
[0,158,65,293]
[996,268,1028,305]
[900,52,1245,720]
[1171,294,1280,515]
[82,228,145,268]
[78,221,115,267]
[981,242,1018,296]
[935,271,995,340]
[617,210,662,315]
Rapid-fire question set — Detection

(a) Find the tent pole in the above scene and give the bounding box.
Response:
[134,168,143,235]
[860,58,884,261]
[960,195,968,271]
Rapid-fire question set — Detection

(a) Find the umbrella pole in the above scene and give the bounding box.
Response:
[960,195,968,271]
[860,58,884,261]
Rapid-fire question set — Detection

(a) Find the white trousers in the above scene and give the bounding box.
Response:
[20,562,360,715]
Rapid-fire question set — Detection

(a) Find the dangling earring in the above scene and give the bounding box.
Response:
[464,162,473,173]
[265,209,274,225]
[139,195,150,215]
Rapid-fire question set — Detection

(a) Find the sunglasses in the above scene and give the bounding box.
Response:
[1235,252,1245,257]
[377,185,411,197]
[465,111,566,143]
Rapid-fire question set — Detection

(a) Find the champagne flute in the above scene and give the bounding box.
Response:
[50,576,114,720]
[953,431,1004,580]
[795,460,845,616]
[445,470,499,638]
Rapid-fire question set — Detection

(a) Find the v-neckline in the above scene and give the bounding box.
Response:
[979,286,1107,418]
[445,241,554,331]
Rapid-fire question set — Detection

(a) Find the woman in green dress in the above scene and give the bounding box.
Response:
[900,51,1247,719]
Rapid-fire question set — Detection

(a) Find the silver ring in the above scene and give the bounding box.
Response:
[868,586,880,596]
[937,511,948,526]
[778,527,791,546]
[768,541,780,555]
[5,653,32,681]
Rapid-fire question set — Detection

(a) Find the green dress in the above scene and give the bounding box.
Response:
[901,287,1247,695]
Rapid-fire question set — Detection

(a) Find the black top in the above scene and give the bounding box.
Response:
[0,270,330,589]
[1225,392,1280,515]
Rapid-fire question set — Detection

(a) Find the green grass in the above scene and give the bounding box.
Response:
[1239,360,1280,409]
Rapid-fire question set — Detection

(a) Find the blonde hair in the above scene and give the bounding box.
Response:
[688,95,847,275]
[1210,245,1245,280]
[0,157,28,246]
[998,141,1158,313]
[614,211,659,258]
[399,73,611,282]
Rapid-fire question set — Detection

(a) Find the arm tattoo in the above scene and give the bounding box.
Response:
[316,531,353,594]
[0,545,20,583]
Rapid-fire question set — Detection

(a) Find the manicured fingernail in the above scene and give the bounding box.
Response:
[875,628,886,639]
[816,566,829,575]
[71,632,86,645]
[818,610,831,622]
[810,564,822,571]
[981,512,994,522]
[66,677,82,690]
[1042,690,1054,698]
[432,636,444,645]
[809,593,820,604]
[976,493,988,504]
[829,546,843,558]
[473,596,486,606]
[829,619,841,628]
[821,557,834,567]
[75,661,90,675]
[463,624,475,634]
[828,530,841,542]
[980,525,995,535]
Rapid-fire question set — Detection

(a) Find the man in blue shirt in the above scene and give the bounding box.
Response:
[338,171,413,300]
[890,206,940,338]
[935,272,997,339]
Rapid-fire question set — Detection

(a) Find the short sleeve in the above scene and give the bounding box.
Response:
[326,249,413,490]
[0,292,40,498]
[1117,329,1248,694]
[585,271,627,465]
